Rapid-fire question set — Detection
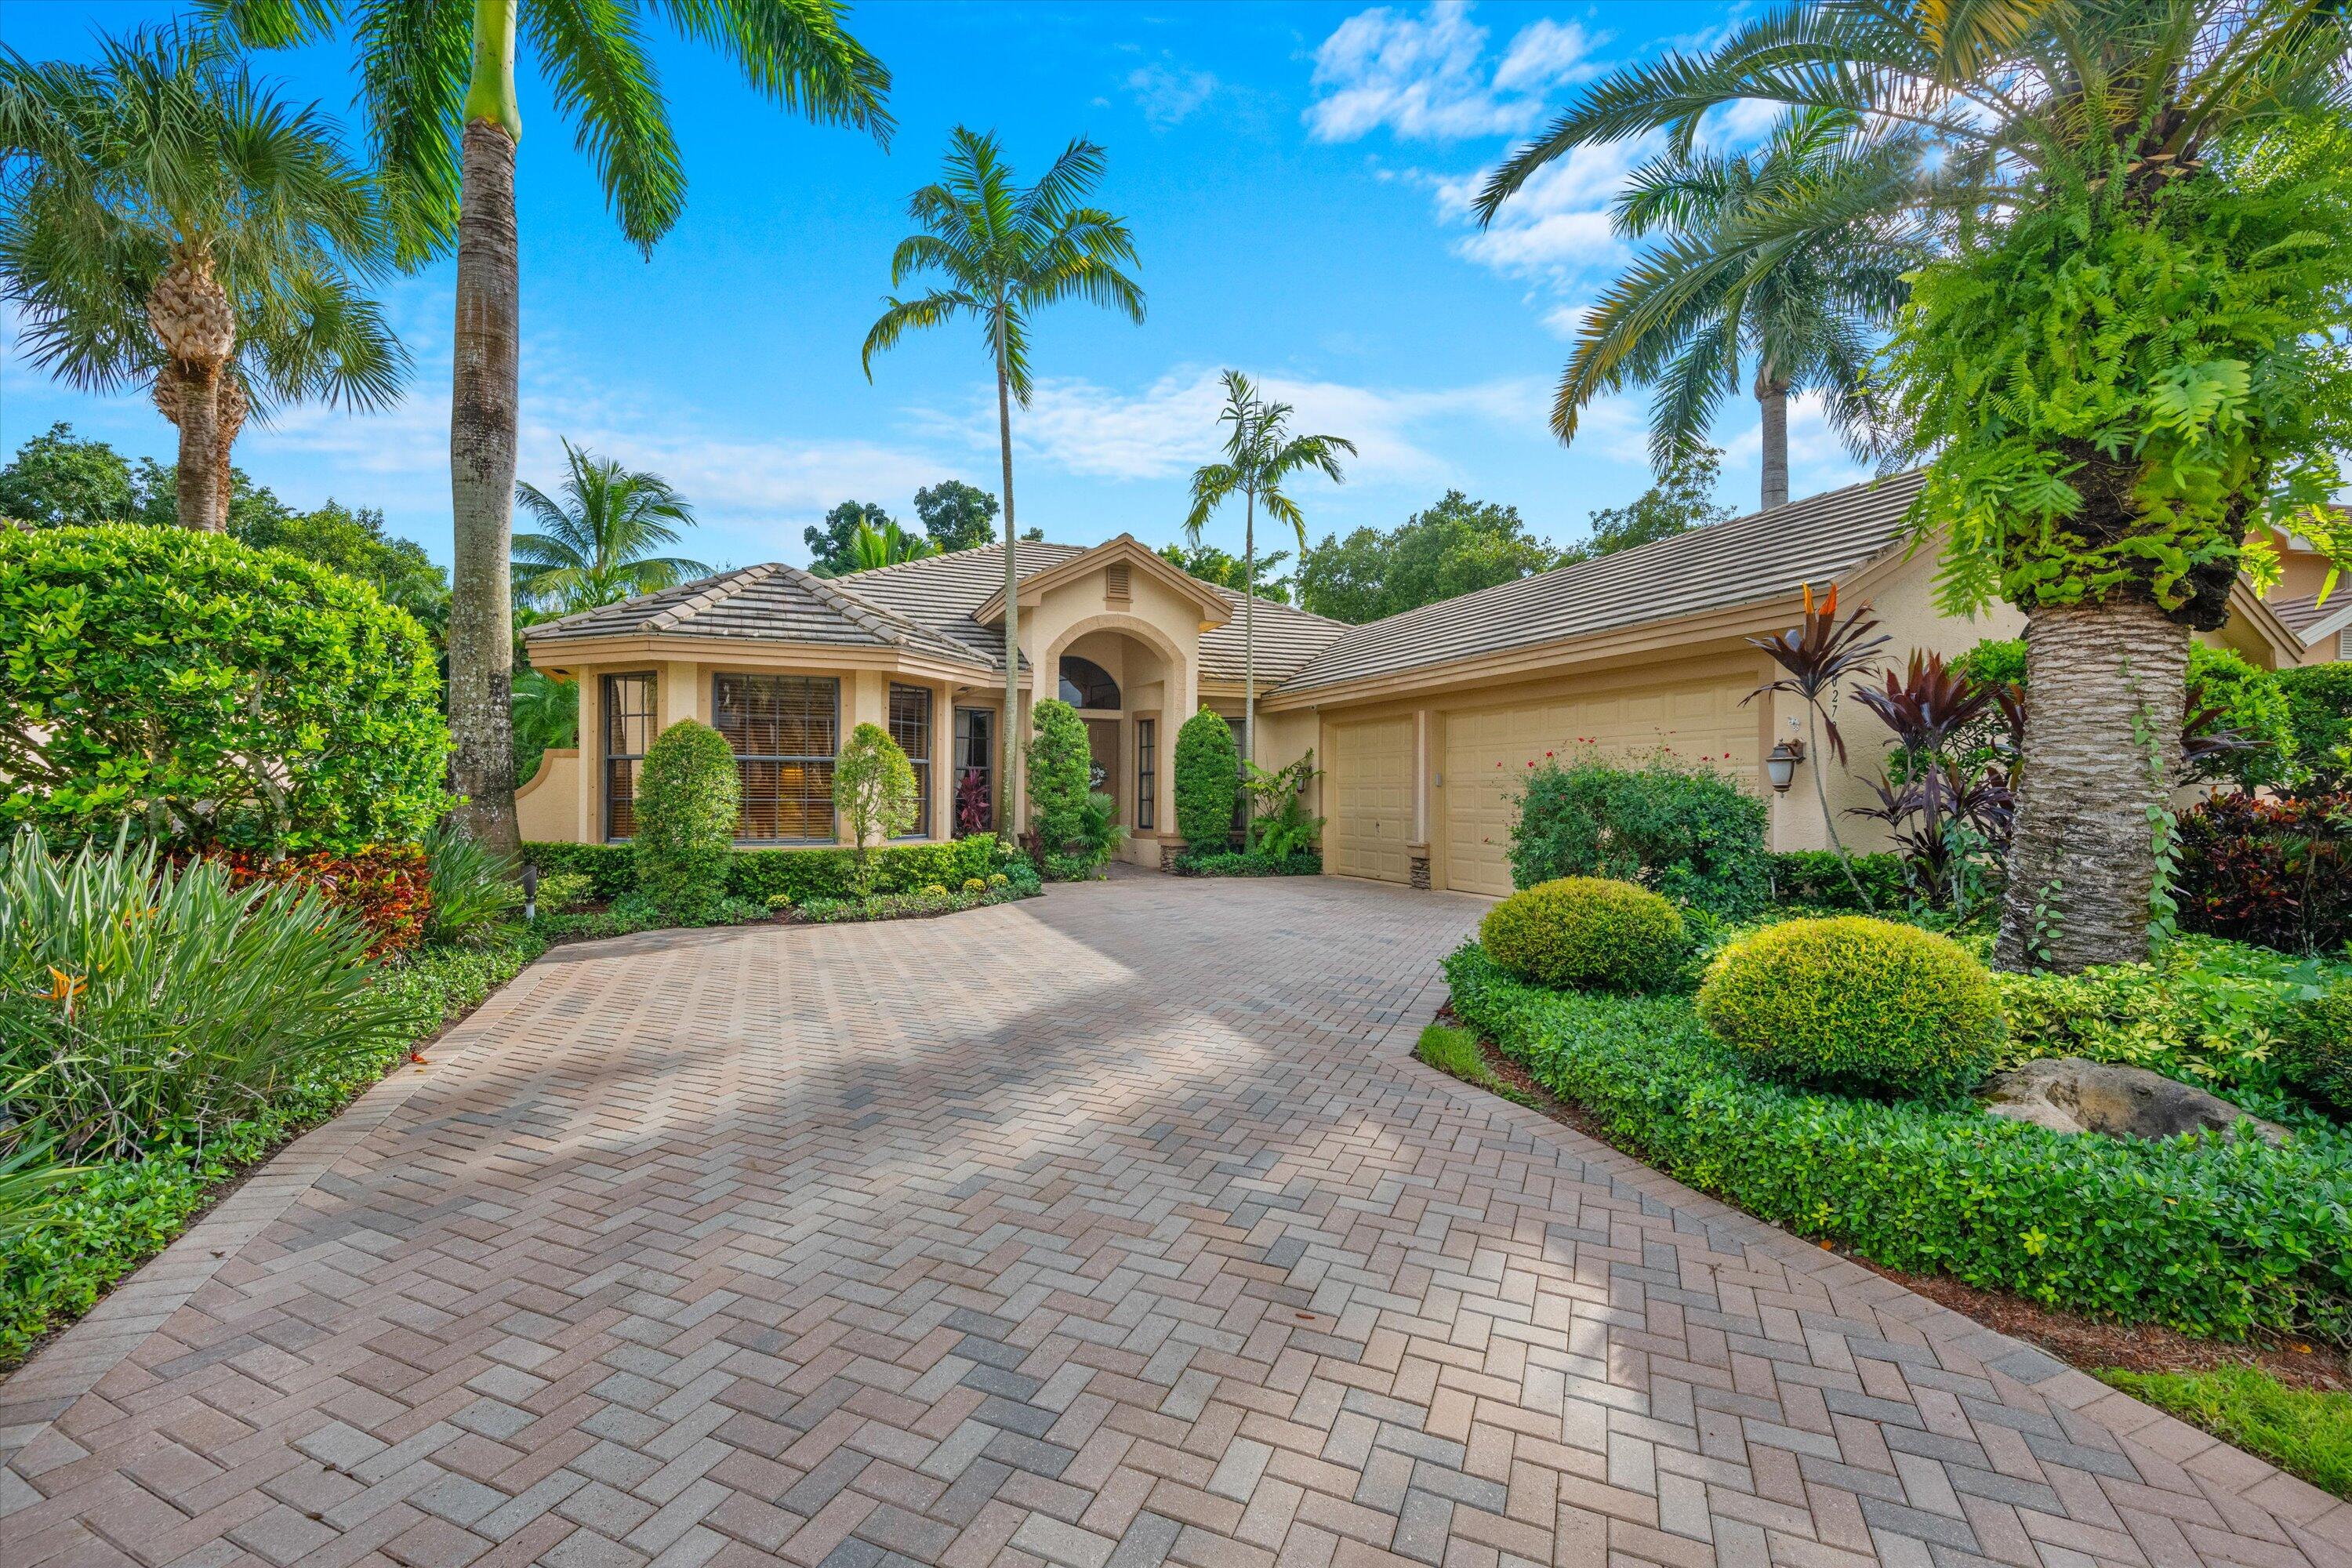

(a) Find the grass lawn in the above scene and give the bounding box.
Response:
[2099,1367,2352,1501]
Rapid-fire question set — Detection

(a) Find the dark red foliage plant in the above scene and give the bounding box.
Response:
[205,844,432,956]
[2174,792,2352,956]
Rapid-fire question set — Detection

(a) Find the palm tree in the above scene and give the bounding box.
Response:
[1487,106,1917,511]
[1182,372,1353,851]
[211,0,892,856]
[862,129,1145,839]
[1477,0,2352,970]
[848,519,935,572]
[0,26,405,532]
[512,440,710,613]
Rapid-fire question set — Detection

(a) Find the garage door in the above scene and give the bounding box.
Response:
[1443,678,1758,896]
[1327,717,1414,882]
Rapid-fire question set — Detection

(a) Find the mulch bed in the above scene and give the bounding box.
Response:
[1433,1009,2351,1395]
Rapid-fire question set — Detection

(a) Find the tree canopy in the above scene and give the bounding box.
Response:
[1563,446,1730,564]
[1158,540,1290,604]
[913,481,998,554]
[807,499,894,577]
[1301,492,1564,624]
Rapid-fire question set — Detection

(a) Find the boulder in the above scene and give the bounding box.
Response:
[1981,1058,2288,1145]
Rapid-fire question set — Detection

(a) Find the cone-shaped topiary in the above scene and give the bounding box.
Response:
[1479,876,1686,993]
[633,719,739,920]
[1697,916,2002,1098]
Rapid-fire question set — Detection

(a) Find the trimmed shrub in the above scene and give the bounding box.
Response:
[1698,917,2002,1097]
[1509,754,1767,918]
[1481,877,1686,993]
[0,524,451,852]
[1172,848,1321,877]
[633,720,739,920]
[524,835,1009,905]
[1028,699,1106,877]
[2283,988,2352,1115]
[2176,791,2352,956]
[1174,709,1240,847]
[834,723,919,892]
[1446,944,2352,1338]
[1766,849,1910,912]
[2277,663,2352,795]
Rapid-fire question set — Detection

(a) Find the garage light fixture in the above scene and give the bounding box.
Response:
[1765,739,1806,793]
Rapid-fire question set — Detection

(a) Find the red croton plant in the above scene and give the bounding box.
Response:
[202,845,431,956]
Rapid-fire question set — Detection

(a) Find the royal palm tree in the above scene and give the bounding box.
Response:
[1477,0,2352,970]
[0,26,404,532]
[862,129,1145,838]
[512,440,710,613]
[1517,106,1918,510]
[210,0,892,856]
[1182,372,1353,849]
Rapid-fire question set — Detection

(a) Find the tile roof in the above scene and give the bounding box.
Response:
[1199,590,1347,684]
[1272,470,1929,695]
[831,541,1082,668]
[525,560,994,669]
[2269,593,2332,634]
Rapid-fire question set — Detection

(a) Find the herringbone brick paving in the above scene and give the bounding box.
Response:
[3,875,2346,1568]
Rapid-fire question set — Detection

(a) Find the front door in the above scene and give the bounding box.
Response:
[1084,717,1120,821]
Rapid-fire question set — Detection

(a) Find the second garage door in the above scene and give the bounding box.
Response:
[1326,717,1414,882]
[1444,678,1758,896]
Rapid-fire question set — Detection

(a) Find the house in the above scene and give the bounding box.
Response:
[2264,514,2352,666]
[519,473,2310,896]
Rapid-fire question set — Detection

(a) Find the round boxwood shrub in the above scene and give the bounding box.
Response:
[633,719,739,920]
[1479,876,1686,993]
[0,523,449,851]
[1174,708,1239,847]
[1697,916,2002,1097]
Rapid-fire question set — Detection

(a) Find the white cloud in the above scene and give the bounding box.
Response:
[1125,60,1217,128]
[916,365,1549,487]
[1305,2,1599,143]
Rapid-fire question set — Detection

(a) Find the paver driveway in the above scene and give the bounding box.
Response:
[3,875,2347,1568]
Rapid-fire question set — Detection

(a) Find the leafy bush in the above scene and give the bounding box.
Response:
[526,834,1010,905]
[2283,987,2352,1115]
[1029,700,1112,878]
[532,870,595,913]
[1698,916,2002,1098]
[1446,944,2352,1339]
[1509,754,1768,918]
[2277,663,2352,796]
[834,721,919,891]
[210,843,430,956]
[0,524,450,852]
[1244,750,1323,858]
[632,720,739,920]
[1992,935,2344,1101]
[1481,877,1686,993]
[0,830,424,1160]
[2176,791,2352,956]
[1174,708,1239,846]
[1171,848,1322,877]
[1766,850,1910,912]
[423,822,521,946]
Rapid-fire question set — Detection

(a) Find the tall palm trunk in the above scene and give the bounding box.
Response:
[994,306,1021,841]
[1241,488,1255,853]
[447,111,522,855]
[146,257,235,532]
[152,362,246,531]
[1994,597,2187,972]
[1756,366,1790,511]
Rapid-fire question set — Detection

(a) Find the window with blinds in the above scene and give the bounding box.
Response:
[714,674,838,842]
[889,684,934,838]
[602,673,658,840]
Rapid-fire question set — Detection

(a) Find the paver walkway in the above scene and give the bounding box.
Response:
[3,876,2346,1568]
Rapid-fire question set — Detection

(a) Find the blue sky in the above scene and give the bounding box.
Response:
[0,0,1866,580]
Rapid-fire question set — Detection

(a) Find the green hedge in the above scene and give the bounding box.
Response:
[1766,850,1910,911]
[525,835,1008,905]
[1445,942,2352,1339]
[1171,848,1319,877]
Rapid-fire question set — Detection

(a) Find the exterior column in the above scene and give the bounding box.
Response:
[844,669,887,848]
[661,660,700,729]
[576,668,602,844]
[934,678,955,842]
[1409,708,1434,891]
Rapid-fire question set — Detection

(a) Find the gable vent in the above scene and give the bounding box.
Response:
[1105,562,1132,604]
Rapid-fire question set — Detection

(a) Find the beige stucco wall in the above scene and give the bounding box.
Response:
[515,748,579,843]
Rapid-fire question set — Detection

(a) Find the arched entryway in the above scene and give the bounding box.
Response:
[1041,615,1191,860]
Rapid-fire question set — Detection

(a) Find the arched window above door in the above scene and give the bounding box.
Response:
[1059,655,1120,710]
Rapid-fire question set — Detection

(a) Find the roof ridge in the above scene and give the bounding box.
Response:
[641,563,778,633]
[777,562,927,647]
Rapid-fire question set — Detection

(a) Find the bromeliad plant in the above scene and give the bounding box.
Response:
[1744,583,1889,909]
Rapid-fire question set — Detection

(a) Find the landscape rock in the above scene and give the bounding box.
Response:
[1980,1057,2288,1145]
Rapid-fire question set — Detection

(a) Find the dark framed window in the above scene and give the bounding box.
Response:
[1136,717,1156,831]
[1059,655,1120,710]
[715,673,838,842]
[889,684,934,839]
[954,707,993,835]
[602,672,658,840]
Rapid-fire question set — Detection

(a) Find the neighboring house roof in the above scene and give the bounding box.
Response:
[527,559,994,669]
[1274,470,1929,696]
[2270,593,2332,634]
